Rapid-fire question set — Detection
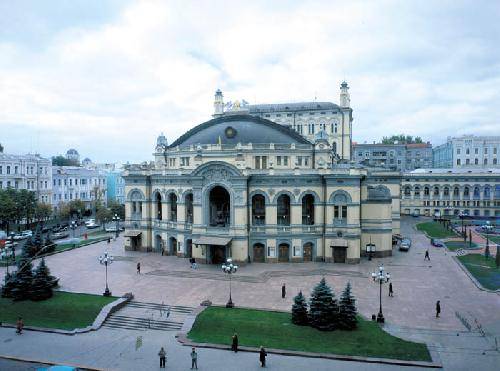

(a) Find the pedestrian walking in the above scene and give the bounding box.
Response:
[424,250,430,261]
[158,347,166,368]
[388,282,393,297]
[166,306,170,318]
[281,283,286,299]
[107,237,110,244]
[137,262,141,274]
[16,317,24,335]
[436,300,441,318]
[231,333,238,353]
[259,346,267,367]
[190,347,198,369]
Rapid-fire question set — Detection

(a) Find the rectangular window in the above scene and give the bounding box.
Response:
[293,246,301,257]
[341,206,347,219]
[276,156,281,166]
[7,166,10,174]
[283,156,288,166]
[334,205,339,218]
[484,147,488,154]
[180,157,190,166]
[457,159,461,165]
[297,156,303,166]
[474,148,478,154]
[69,179,72,186]
[0,166,2,174]
[304,157,309,166]
[14,166,18,174]
[268,246,276,257]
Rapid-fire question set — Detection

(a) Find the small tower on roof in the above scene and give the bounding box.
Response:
[340,81,350,108]
[214,89,224,116]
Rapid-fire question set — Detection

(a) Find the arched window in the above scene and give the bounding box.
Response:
[331,192,349,224]
[484,158,488,165]
[332,142,337,154]
[463,187,470,197]
[252,194,266,225]
[433,186,440,196]
[453,187,460,197]
[414,186,420,197]
[484,186,490,199]
[301,194,315,225]
[404,186,411,196]
[169,193,177,221]
[209,186,230,227]
[130,190,143,219]
[424,187,430,196]
[277,194,290,226]
[443,187,449,197]
[155,193,162,220]
[473,186,480,199]
[185,193,193,223]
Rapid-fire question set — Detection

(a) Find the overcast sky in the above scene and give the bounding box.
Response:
[1,0,499,163]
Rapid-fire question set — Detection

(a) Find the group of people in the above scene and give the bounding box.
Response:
[189,257,198,269]
[158,347,198,369]
[231,333,268,367]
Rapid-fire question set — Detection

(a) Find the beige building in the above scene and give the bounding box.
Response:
[123,109,400,264]
[401,168,500,217]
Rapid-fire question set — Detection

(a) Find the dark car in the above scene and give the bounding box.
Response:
[431,238,445,247]
[399,238,412,251]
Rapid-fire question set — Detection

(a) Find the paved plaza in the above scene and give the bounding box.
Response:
[1,217,499,370]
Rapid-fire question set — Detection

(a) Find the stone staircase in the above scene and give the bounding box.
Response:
[102,301,195,332]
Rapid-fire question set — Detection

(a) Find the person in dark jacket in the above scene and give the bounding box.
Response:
[137,262,141,274]
[281,283,286,299]
[231,333,238,352]
[259,346,267,367]
[16,317,24,335]
[436,300,441,318]
[388,282,393,297]
[158,347,166,368]
[424,250,430,261]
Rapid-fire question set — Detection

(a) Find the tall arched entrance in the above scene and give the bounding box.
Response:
[253,243,265,263]
[186,239,193,258]
[155,234,163,253]
[278,243,290,262]
[303,242,313,262]
[209,186,230,227]
[169,236,177,256]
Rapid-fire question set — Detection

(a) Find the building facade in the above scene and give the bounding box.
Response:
[51,166,107,211]
[433,135,500,169]
[401,168,500,217]
[405,143,433,170]
[0,153,52,204]
[107,170,126,204]
[213,82,353,161]
[352,143,407,171]
[123,113,400,265]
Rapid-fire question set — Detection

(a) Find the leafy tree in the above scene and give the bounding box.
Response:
[30,258,54,301]
[44,232,56,254]
[23,236,38,258]
[0,142,3,152]
[0,189,17,233]
[381,134,423,144]
[108,200,125,220]
[35,202,53,222]
[292,291,309,326]
[52,155,80,166]
[338,282,358,330]
[96,207,113,229]
[309,278,339,331]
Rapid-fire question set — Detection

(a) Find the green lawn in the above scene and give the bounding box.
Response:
[188,307,431,362]
[0,291,116,330]
[445,241,479,251]
[482,235,500,245]
[458,254,500,291]
[416,222,457,239]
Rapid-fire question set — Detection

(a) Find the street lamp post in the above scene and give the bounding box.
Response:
[371,265,390,323]
[222,258,238,308]
[112,213,120,239]
[99,251,114,296]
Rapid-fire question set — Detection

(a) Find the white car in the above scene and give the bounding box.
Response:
[86,222,100,229]
[85,219,96,227]
[22,230,33,237]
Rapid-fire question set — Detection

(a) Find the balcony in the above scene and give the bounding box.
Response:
[277,226,291,233]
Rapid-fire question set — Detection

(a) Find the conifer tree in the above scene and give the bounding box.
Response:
[292,291,309,326]
[30,258,53,301]
[32,224,44,254]
[309,278,338,331]
[11,254,34,301]
[44,232,56,254]
[338,282,358,330]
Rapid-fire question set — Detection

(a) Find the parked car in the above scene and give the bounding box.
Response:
[86,222,100,229]
[52,231,69,240]
[21,230,33,237]
[4,240,17,248]
[399,238,412,251]
[13,233,27,241]
[412,213,420,218]
[42,226,51,233]
[431,238,445,247]
[85,219,96,227]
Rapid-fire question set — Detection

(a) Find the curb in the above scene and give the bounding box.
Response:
[0,293,133,335]
[176,305,442,368]
[0,354,104,371]
[452,256,500,294]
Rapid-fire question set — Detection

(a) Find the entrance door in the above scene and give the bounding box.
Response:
[278,243,290,262]
[186,239,192,258]
[303,243,313,262]
[131,236,142,250]
[211,245,226,264]
[333,246,346,263]
[253,243,265,263]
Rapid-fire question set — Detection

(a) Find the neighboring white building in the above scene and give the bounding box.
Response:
[213,82,353,161]
[0,153,52,204]
[51,166,107,211]
[433,135,500,169]
[401,168,500,217]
